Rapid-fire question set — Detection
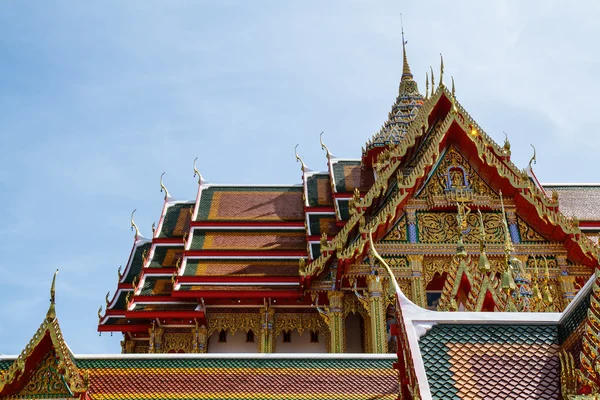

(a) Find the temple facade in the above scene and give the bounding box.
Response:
[2,36,600,399]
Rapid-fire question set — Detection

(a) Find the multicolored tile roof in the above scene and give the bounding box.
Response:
[419,324,560,399]
[195,186,305,222]
[0,356,398,400]
[542,185,600,222]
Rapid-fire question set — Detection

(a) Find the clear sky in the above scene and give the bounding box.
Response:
[1,1,599,354]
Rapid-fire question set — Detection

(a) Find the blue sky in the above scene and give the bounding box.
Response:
[1,1,599,354]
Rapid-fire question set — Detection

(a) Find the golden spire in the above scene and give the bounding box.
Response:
[542,256,553,305]
[320,131,332,160]
[295,144,307,173]
[47,269,59,321]
[425,72,429,100]
[430,66,435,96]
[160,172,170,200]
[131,209,140,239]
[193,157,203,185]
[499,190,516,293]
[400,16,412,79]
[439,54,444,88]
[532,257,542,301]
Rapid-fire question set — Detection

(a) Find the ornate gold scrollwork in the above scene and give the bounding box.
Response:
[206,312,261,337]
[417,212,504,244]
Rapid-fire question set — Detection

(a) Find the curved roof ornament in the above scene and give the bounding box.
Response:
[47,269,59,321]
[160,172,170,200]
[295,144,307,173]
[425,72,429,100]
[502,131,511,155]
[319,131,332,160]
[193,157,203,185]
[439,54,444,88]
[430,66,435,97]
[131,209,140,240]
[528,144,537,169]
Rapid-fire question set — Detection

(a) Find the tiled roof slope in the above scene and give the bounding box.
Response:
[542,185,600,221]
[159,203,194,238]
[419,324,560,399]
[196,186,304,222]
[25,356,398,400]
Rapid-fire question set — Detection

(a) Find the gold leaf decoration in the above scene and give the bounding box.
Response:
[518,217,546,242]
[417,212,504,244]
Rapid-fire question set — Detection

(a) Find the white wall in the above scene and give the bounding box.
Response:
[206,330,258,353]
[274,330,327,353]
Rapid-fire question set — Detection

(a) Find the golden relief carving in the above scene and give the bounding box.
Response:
[424,257,448,285]
[206,312,261,336]
[273,313,328,336]
[418,146,496,201]
[162,328,194,353]
[16,350,71,397]
[518,217,546,242]
[382,216,407,241]
[417,212,504,244]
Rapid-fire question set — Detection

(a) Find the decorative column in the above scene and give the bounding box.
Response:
[407,254,426,307]
[122,339,136,354]
[191,324,207,353]
[505,209,521,244]
[259,306,275,353]
[327,291,345,353]
[406,209,417,243]
[558,275,576,306]
[366,275,388,353]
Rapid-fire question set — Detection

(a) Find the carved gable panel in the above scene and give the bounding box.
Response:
[418,146,496,201]
[16,349,72,398]
[518,217,547,243]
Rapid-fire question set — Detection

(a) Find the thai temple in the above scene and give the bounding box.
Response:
[3,31,600,399]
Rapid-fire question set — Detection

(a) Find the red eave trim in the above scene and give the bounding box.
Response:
[190,221,304,228]
[307,235,334,242]
[131,296,185,302]
[124,310,205,319]
[305,207,336,213]
[332,193,352,199]
[184,250,305,257]
[579,221,600,229]
[98,324,149,333]
[152,238,184,244]
[142,268,175,274]
[176,276,301,284]
[172,290,301,299]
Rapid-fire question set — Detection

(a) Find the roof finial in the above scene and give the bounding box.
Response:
[439,54,444,88]
[430,66,435,97]
[502,132,511,155]
[477,208,490,272]
[451,76,457,113]
[160,172,170,200]
[528,144,537,169]
[425,72,429,100]
[193,157,203,185]
[131,209,140,240]
[295,144,307,173]
[320,131,332,160]
[47,269,59,321]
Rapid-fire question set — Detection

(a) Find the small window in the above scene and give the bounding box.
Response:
[218,329,227,343]
[246,330,255,343]
[283,330,292,343]
[310,331,319,343]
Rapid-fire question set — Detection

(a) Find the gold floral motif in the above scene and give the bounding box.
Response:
[206,312,261,336]
[382,216,407,241]
[417,212,504,244]
[518,217,546,242]
[16,350,71,397]
[273,313,327,336]
[423,257,449,285]
[384,256,408,269]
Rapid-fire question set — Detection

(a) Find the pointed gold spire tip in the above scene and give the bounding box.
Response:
[47,269,59,321]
